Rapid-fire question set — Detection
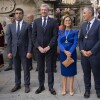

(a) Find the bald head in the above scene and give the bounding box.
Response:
[26,14,34,24]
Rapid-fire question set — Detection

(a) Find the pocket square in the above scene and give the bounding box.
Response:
[62,58,74,67]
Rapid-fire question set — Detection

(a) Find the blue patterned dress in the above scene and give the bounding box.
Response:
[58,29,78,76]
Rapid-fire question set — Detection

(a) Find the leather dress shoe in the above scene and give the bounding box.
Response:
[84,91,90,98]
[96,91,100,98]
[4,66,12,71]
[11,85,21,92]
[45,69,48,73]
[53,68,57,73]
[36,68,38,71]
[35,87,45,94]
[49,88,56,95]
[25,86,30,93]
[29,66,33,71]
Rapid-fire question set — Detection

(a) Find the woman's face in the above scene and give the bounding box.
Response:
[64,17,72,28]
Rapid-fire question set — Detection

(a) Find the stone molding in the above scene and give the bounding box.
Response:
[0,0,16,14]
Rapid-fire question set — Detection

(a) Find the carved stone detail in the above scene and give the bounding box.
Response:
[0,0,15,14]
[33,0,44,7]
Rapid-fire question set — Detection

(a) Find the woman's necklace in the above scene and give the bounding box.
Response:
[65,30,70,43]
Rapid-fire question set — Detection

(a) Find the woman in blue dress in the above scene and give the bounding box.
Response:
[58,16,78,96]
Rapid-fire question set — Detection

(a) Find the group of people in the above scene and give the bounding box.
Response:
[0,3,100,99]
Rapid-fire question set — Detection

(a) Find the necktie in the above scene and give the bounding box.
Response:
[42,17,46,30]
[85,22,91,39]
[17,21,20,37]
[86,22,91,33]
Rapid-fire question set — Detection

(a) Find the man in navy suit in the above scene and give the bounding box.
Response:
[5,13,15,71]
[7,8,32,93]
[79,6,100,98]
[32,4,58,95]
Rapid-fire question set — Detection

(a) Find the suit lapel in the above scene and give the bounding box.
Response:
[13,23,17,35]
[88,19,97,34]
[83,22,87,36]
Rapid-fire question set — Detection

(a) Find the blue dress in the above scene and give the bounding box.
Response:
[58,29,78,76]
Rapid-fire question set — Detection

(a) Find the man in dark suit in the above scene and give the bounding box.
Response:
[32,4,58,95]
[0,23,4,67]
[79,6,100,98]
[7,8,32,93]
[5,13,15,71]
[26,14,35,71]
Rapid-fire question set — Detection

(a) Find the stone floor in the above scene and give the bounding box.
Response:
[0,60,99,100]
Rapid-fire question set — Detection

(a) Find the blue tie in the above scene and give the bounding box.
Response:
[17,21,20,37]
[42,17,46,30]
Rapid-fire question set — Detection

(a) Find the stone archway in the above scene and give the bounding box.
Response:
[18,0,44,8]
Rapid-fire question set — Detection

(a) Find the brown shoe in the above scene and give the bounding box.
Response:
[25,86,30,93]
[11,85,21,92]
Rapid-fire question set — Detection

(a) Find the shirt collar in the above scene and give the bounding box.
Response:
[89,17,95,24]
[16,20,23,24]
[42,16,48,20]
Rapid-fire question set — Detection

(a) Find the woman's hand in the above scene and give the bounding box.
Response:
[64,50,71,59]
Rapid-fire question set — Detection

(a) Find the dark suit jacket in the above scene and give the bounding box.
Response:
[0,23,4,49]
[32,17,58,49]
[79,19,100,58]
[7,21,32,57]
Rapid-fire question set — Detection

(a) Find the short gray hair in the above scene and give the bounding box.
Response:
[40,4,50,10]
[84,6,94,16]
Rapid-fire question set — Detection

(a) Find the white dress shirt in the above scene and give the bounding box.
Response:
[16,20,23,32]
[42,16,48,26]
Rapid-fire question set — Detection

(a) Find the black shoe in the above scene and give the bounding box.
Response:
[25,86,30,93]
[11,85,21,92]
[49,88,56,95]
[45,69,48,73]
[35,86,45,94]
[36,68,38,71]
[29,66,33,71]
[96,91,100,98]
[4,66,12,71]
[84,91,90,98]
[53,68,57,73]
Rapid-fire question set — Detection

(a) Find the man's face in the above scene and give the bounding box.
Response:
[83,8,92,21]
[27,16,34,24]
[40,7,49,17]
[15,10,23,21]
[9,17,15,23]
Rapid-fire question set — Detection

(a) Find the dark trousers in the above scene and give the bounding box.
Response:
[13,48,30,86]
[8,58,13,68]
[37,49,54,89]
[29,58,32,67]
[0,54,4,66]
[33,47,37,61]
[52,46,57,70]
[81,55,100,91]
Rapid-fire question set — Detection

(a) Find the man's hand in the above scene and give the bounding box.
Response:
[8,53,13,59]
[26,53,32,59]
[81,50,92,57]
[44,46,50,53]
[81,50,88,57]
[38,46,45,53]
[86,51,92,57]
